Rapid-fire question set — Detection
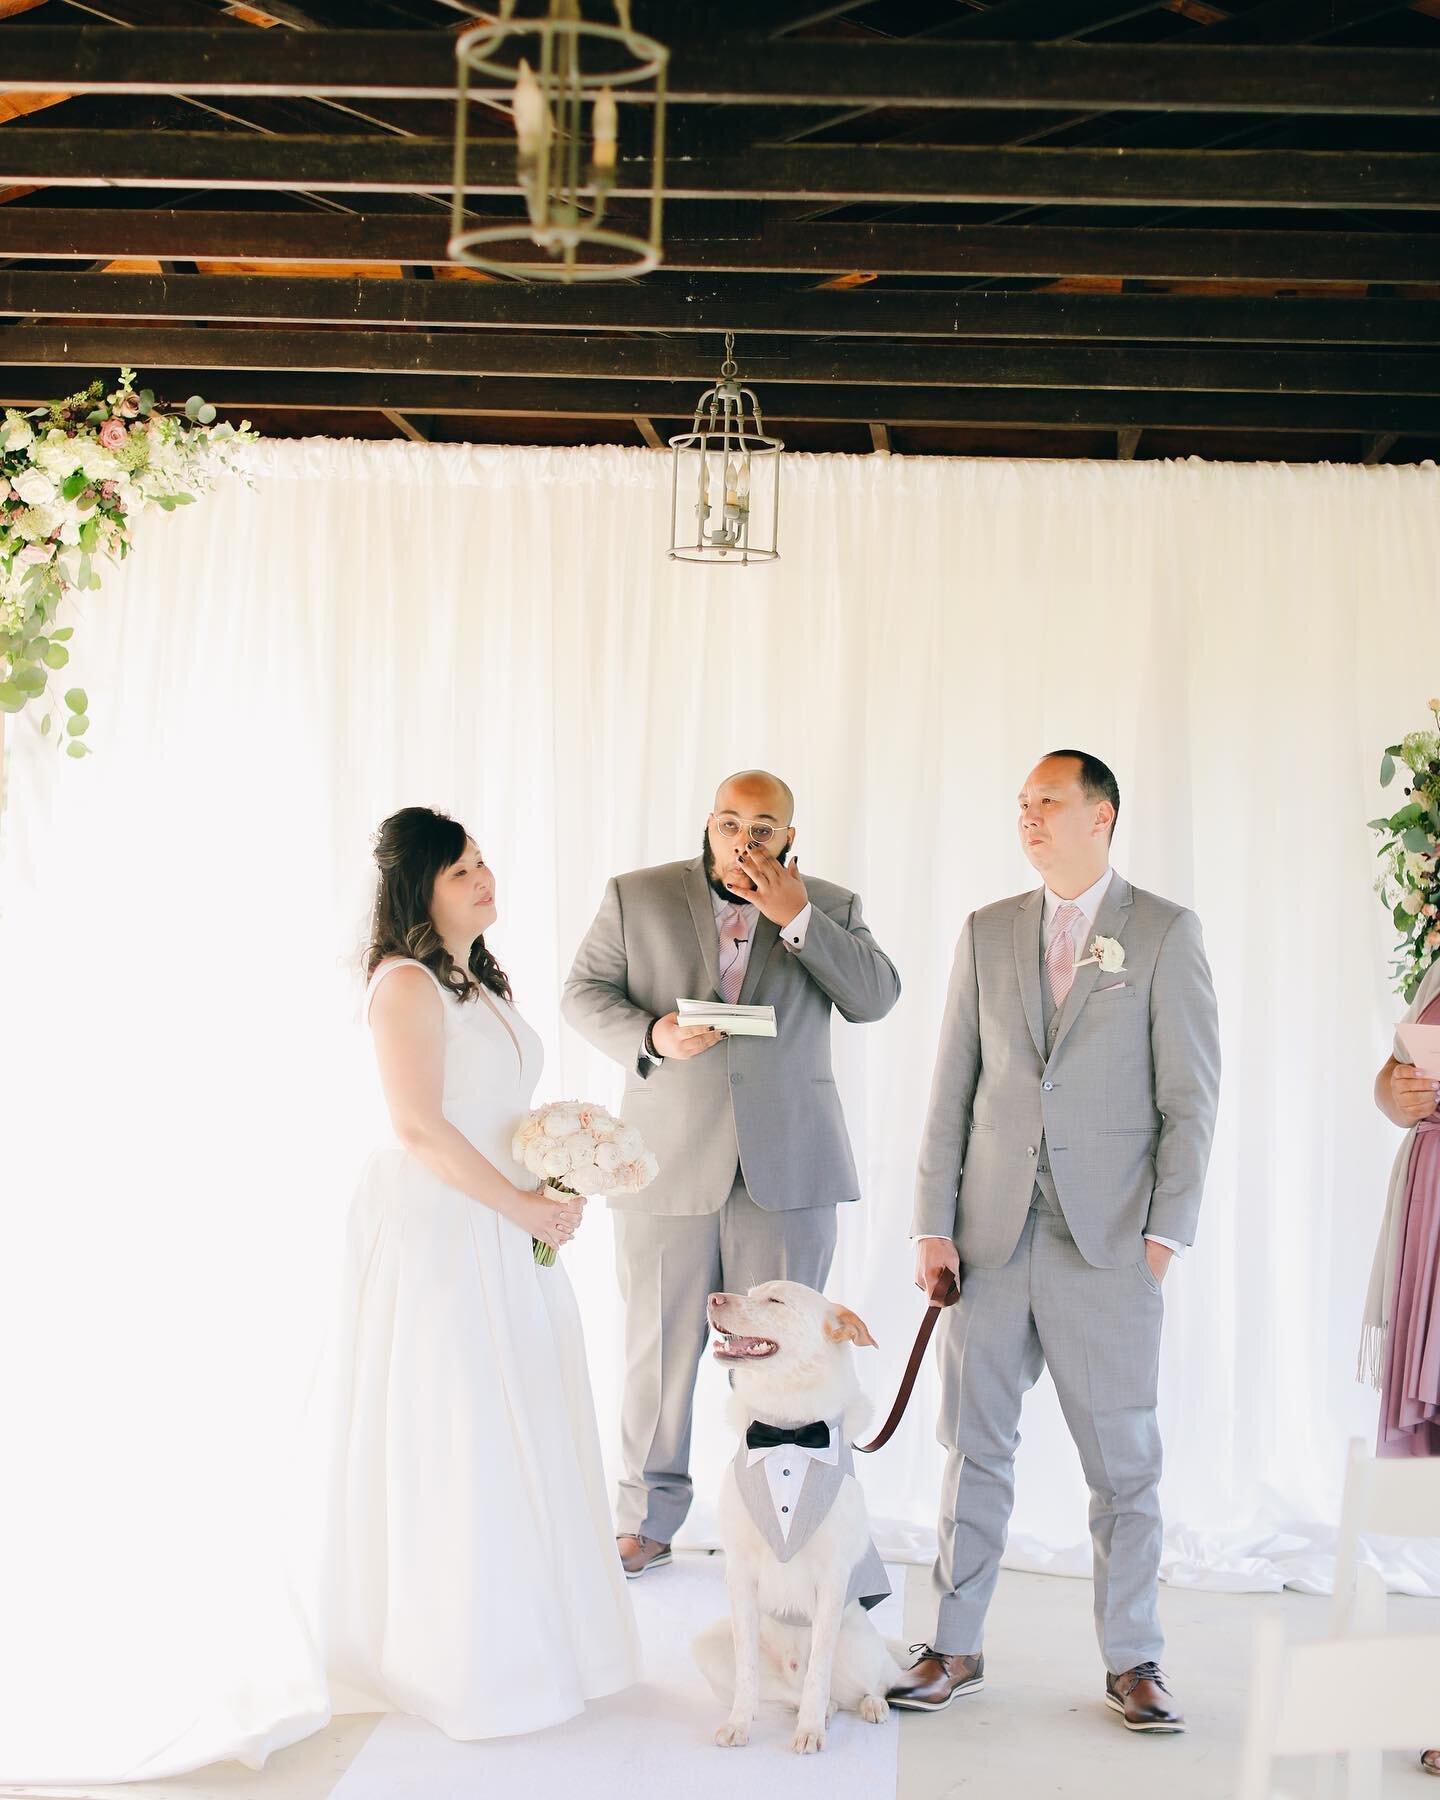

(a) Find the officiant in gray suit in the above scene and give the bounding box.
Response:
[891,751,1219,1734]
[562,769,900,1578]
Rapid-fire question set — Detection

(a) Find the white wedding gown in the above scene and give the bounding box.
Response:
[326,957,640,1739]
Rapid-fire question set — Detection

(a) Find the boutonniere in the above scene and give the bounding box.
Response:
[1075,934,1126,974]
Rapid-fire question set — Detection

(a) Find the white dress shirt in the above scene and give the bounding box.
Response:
[745,1422,838,1542]
[1043,867,1183,1261]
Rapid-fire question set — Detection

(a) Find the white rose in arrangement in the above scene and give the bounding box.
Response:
[589,1112,621,1140]
[34,435,87,479]
[16,544,52,566]
[542,1106,582,1139]
[1,413,35,452]
[11,469,57,508]
[523,1140,549,1176]
[614,1126,644,1159]
[540,1145,574,1180]
[594,1141,624,1172]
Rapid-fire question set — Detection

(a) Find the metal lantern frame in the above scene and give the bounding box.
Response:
[449,0,668,282]
[668,335,783,567]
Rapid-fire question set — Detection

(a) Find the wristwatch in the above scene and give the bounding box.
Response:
[643,1019,664,1064]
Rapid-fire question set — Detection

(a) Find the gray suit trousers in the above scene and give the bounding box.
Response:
[933,1194,1165,1674]
[611,1169,837,1542]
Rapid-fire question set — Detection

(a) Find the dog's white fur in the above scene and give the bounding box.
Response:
[694,1279,903,1756]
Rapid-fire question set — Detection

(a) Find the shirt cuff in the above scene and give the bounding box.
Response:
[780,901,813,951]
[1144,1234,1185,1258]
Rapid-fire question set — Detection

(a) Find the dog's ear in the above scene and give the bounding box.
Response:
[824,1306,877,1349]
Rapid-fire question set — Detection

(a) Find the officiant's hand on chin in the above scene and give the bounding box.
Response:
[730,844,808,927]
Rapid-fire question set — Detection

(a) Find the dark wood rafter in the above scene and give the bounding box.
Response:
[3,211,1439,283]
[3,271,1440,346]
[2,133,1440,209]
[2,30,1440,114]
[0,324,1434,396]
[0,365,1429,433]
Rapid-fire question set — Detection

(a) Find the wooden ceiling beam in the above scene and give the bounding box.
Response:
[2,132,1438,208]
[0,364,1428,432]
[2,31,1440,113]
[0,323,1434,395]
[3,269,1439,346]
[1,210,1435,283]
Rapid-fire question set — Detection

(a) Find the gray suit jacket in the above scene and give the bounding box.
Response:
[911,874,1220,1269]
[562,857,901,1215]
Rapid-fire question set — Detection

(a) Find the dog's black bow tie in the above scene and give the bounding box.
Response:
[745,1420,831,1451]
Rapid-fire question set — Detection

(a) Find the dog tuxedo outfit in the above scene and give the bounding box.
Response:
[734,1420,890,1610]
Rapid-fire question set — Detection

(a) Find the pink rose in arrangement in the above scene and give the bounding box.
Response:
[98,419,127,450]
[115,391,141,418]
[17,544,52,566]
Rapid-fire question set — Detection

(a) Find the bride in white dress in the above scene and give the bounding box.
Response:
[327,806,640,1739]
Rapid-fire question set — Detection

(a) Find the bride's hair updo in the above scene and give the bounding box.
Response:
[366,805,512,1004]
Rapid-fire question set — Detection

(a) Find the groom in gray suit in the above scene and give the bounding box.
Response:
[891,751,1219,1732]
[563,769,900,1577]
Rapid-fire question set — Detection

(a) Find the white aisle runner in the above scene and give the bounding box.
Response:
[328,1554,903,1800]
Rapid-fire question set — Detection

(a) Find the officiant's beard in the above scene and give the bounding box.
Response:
[703,828,791,903]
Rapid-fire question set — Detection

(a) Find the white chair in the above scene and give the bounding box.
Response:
[1236,1622,1440,1800]
[1265,1436,1440,1799]
[1331,1437,1440,1638]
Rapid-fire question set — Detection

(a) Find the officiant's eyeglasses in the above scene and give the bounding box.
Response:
[712,814,789,846]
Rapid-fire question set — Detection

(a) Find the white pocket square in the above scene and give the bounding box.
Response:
[1094,981,1129,996]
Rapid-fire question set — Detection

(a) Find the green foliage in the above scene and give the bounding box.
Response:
[1372,703,1440,999]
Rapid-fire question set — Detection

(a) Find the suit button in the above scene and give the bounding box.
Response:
[1026,1146,1037,1158]
[730,1073,743,1087]
[781,1505,790,1513]
[1042,1081,1054,1092]
[782,1469,790,1477]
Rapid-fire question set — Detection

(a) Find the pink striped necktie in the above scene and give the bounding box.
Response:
[1046,902,1084,1008]
[718,903,749,1003]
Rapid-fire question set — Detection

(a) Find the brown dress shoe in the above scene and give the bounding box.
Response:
[886,1645,985,1712]
[1105,1662,1186,1733]
[616,1533,672,1579]
[1421,1749,1440,1775]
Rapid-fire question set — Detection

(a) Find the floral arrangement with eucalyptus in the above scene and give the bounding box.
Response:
[1371,699,1440,1001]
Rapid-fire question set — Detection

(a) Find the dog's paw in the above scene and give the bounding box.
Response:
[714,1719,750,1748]
[859,1694,889,1724]
[792,1723,827,1755]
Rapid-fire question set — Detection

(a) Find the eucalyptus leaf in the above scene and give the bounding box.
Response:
[198,404,216,426]
[1381,753,1396,787]
[64,687,88,714]
[42,643,69,670]
[0,682,25,713]
[61,472,88,502]
[40,712,51,736]
[65,713,89,737]
[1402,828,1432,853]
[13,662,46,696]
[184,395,205,420]
[65,739,90,759]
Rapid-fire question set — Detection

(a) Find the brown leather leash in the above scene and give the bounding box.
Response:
[853,1268,959,1455]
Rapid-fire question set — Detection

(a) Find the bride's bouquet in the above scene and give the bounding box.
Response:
[512,1101,660,1266]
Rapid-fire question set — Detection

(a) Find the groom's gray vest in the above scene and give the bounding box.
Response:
[732,1425,890,1612]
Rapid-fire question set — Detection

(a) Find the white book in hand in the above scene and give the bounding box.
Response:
[677,998,777,1038]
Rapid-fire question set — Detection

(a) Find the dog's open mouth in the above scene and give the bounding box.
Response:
[712,1330,779,1361]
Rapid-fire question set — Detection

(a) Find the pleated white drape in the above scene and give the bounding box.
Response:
[2,441,1438,1782]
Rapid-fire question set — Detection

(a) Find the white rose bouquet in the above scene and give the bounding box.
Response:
[511,1100,659,1266]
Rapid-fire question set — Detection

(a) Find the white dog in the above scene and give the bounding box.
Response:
[693,1279,903,1756]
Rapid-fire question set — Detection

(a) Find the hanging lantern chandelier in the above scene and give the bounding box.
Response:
[667,334,783,567]
[449,0,668,282]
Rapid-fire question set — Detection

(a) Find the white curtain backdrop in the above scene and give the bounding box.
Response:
[2,441,1438,1782]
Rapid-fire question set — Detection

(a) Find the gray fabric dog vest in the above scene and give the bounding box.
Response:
[732,1423,890,1611]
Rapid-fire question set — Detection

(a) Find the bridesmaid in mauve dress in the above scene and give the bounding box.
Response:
[1368,960,1440,1777]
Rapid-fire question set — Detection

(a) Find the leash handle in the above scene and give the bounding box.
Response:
[853,1267,958,1455]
